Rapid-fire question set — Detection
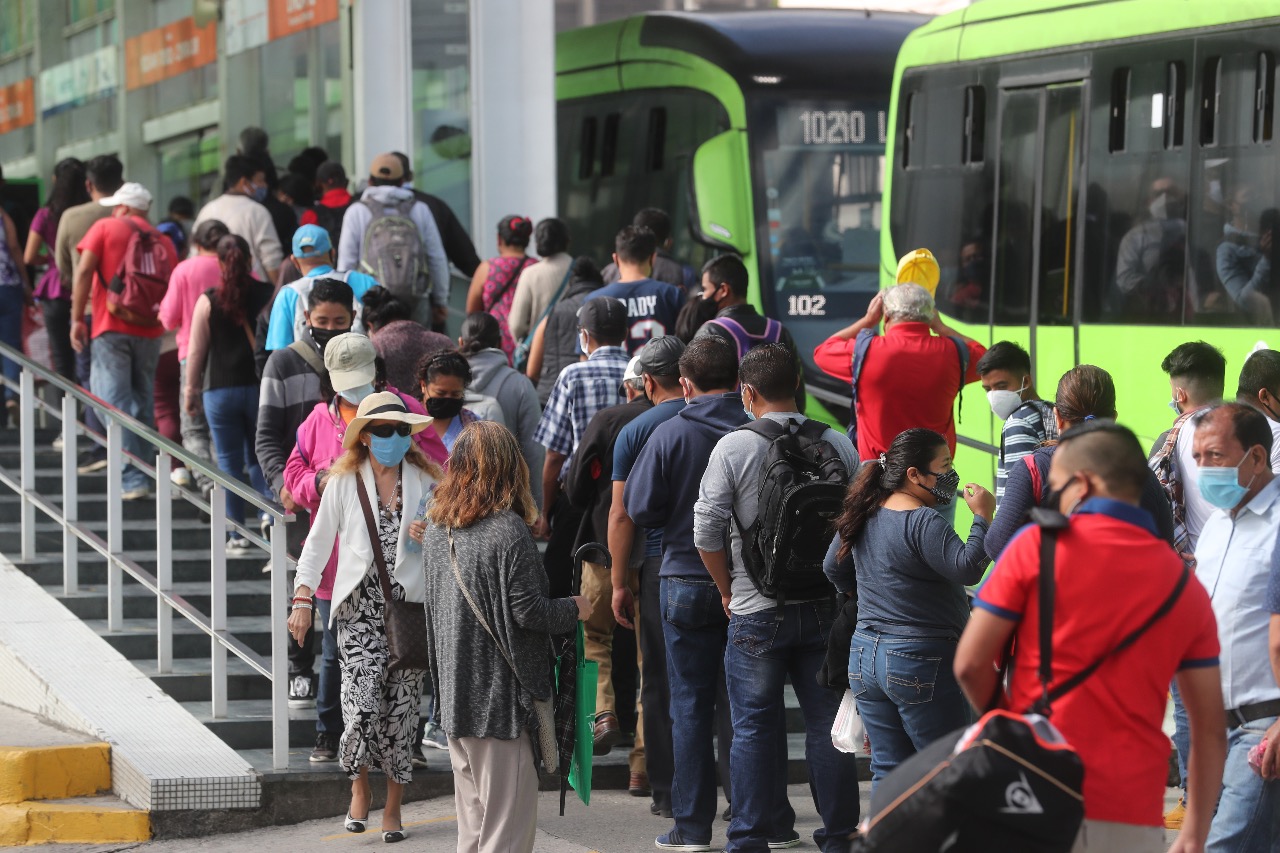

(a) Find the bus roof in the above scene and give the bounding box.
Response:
[904,0,1280,66]
[558,10,924,94]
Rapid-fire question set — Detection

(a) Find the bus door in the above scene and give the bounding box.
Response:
[992,80,1086,396]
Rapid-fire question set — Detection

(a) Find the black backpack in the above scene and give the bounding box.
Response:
[312,202,351,255]
[734,418,849,607]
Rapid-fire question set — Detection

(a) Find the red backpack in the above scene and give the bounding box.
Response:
[105,218,173,328]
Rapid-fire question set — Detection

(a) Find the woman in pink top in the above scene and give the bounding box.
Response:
[464,215,534,362]
[158,219,229,490]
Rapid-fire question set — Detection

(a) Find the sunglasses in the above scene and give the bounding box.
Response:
[365,423,412,438]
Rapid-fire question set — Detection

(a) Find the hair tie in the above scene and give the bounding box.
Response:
[878,452,887,466]
[1083,415,1096,421]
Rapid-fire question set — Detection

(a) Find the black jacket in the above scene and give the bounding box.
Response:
[408,188,481,277]
[536,276,605,404]
[563,397,652,548]
[697,303,807,410]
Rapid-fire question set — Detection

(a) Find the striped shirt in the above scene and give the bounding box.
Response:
[996,399,1057,502]
[533,345,629,457]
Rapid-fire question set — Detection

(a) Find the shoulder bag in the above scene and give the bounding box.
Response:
[447,528,558,774]
[514,259,574,373]
[483,256,533,312]
[354,470,430,672]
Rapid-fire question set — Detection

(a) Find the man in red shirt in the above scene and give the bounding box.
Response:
[298,160,351,252]
[70,182,177,501]
[813,282,986,472]
[955,421,1226,853]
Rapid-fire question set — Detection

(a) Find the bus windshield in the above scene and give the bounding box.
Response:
[750,99,888,400]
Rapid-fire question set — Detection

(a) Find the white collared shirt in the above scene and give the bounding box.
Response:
[1194,475,1280,711]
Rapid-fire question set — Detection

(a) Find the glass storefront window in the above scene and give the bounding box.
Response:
[0,0,33,56]
[411,0,471,232]
[256,22,341,168]
[156,129,221,213]
[68,0,112,25]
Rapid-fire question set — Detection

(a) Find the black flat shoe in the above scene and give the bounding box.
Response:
[383,827,407,843]
[345,810,367,833]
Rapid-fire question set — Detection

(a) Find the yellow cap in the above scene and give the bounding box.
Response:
[896,248,940,296]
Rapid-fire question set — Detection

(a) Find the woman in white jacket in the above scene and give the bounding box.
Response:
[288,392,442,842]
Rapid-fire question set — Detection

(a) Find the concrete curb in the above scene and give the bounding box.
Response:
[0,799,150,846]
[0,744,111,803]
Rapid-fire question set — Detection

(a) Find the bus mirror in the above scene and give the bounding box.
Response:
[688,130,751,254]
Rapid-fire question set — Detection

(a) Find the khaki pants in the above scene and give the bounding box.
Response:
[1070,819,1164,853]
[449,731,539,853]
[581,559,645,773]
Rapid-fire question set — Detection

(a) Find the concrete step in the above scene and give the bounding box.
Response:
[0,518,233,553]
[134,658,281,703]
[186,700,351,750]
[55,580,274,620]
[14,550,272,586]
[88,615,274,661]
[0,795,151,846]
[0,491,207,524]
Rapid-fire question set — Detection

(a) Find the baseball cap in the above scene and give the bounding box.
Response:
[620,356,643,394]
[292,224,331,259]
[577,296,628,342]
[895,248,940,296]
[369,153,405,182]
[323,333,377,392]
[98,182,153,212]
[636,335,685,377]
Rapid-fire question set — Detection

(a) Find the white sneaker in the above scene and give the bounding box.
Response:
[170,467,193,489]
[226,537,253,554]
[121,485,151,501]
[51,435,65,451]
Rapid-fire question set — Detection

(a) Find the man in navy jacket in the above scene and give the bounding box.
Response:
[625,337,798,850]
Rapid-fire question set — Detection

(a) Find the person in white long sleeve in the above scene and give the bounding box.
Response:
[192,155,283,284]
[337,153,450,330]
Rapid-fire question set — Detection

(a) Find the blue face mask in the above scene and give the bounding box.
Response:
[251,183,268,203]
[339,383,375,405]
[1197,453,1256,510]
[742,387,756,421]
[369,432,412,467]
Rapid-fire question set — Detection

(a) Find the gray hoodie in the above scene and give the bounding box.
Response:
[468,347,546,509]
[336,184,450,306]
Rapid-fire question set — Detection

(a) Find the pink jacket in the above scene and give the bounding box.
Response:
[283,388,447,600]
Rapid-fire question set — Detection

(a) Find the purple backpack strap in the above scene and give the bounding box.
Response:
[707,317,754,360]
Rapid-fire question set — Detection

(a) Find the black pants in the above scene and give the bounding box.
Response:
[544,495,585,598]
[286,513,315,675]
[640,555,674,809]
[41,298,76,383]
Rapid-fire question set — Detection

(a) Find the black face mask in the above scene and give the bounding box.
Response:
[425,396,465,420]
[309,327,342,351]
[925,469,961,505]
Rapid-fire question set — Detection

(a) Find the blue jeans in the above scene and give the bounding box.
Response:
[89,331,162,492]
[1206,716,1280,852]
[75,316,106,443]
[315,597,342,735]
[850,629,971,787]
[202,385,270,528]
[1171,679,1189,793]
[664,577,790,842]
[724,601,859,852]
[0,289,22,404]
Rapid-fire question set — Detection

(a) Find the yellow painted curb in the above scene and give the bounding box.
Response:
[0,801,150,845]
[0,745,111,804]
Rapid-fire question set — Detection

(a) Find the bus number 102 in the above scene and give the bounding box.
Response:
[787,294,826,316]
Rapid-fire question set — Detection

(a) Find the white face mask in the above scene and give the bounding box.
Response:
[579,330,590,354]
[986,379,1028,421]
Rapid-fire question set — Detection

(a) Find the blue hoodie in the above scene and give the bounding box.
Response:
[624,392,749,579]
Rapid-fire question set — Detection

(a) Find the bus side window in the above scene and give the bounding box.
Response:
[579,117,598,180]
[601,113,621,177]
[1200,57,1221,147]
[1255,51,1275,143]
[1109,68,1129,153]
[902,92,916,168]
[1165,61,1186,149]
[963,86,986,164]
[647,107,667,171]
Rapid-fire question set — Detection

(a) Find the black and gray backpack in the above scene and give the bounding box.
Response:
[735,418,849,607]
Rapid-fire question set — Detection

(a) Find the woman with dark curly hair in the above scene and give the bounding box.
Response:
[183,234,275,550]
[464,215,535,362]
[422,421,589,852]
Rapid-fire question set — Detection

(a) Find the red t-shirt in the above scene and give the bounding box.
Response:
[77,214,176,339]
[813,322,986,460]
[975,499,1219,827]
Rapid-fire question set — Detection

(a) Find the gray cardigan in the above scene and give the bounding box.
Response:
[422,511,578,740]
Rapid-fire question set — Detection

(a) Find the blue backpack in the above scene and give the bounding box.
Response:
[846,328,970,446]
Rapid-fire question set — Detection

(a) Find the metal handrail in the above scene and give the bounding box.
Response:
[0,341,293,770]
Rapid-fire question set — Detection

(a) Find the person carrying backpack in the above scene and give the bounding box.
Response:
[299,160,352,252]
[70,182,177,501]
[693,343,861,853]
[337,153,449,330]
[695,253,808,411]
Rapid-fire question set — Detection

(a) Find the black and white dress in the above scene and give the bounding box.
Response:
[333,487,424,784]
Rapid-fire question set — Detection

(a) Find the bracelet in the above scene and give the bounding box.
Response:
[291,603,313,611]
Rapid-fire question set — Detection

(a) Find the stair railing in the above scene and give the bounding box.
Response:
[0,342,294,770]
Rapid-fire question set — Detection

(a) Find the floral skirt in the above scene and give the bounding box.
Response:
[334,567,424,784]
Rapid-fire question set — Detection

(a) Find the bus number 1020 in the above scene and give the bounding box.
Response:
[787,294,826,316]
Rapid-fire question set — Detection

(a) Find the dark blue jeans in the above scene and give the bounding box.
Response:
[202,385,270,529]
[850,629,970,787]
[314,597,342,734]
[663,577,786,842]
[724,601,858,853]
[89,331,161,492]
[0,290,22,404]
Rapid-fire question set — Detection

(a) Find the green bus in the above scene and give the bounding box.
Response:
[556,9,921,417]
[883,0,1280,503]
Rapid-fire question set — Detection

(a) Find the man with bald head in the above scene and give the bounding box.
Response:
[957,421,1225,853]
[1191,403,1280,850]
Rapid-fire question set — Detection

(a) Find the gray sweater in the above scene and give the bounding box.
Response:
[829,506,990,639]
[422,511,579,740]
[468,348,546,508]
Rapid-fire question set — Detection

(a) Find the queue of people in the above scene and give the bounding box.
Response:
[8,127,1279,853]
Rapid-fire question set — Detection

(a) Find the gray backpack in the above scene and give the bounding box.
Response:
[358,196,429,300]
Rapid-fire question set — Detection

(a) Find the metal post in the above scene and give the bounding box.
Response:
[270,518,289,770]
[18,369,35,560]
[106,417,123,632]
[61,393,78,595]
[209,483,227,719]
[155,450,173,674]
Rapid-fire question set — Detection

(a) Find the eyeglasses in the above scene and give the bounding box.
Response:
[366,423,412,438]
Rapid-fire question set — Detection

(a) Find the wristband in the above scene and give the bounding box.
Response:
[291,603,313,611]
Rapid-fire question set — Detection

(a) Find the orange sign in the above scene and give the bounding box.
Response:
[124,17,217,91]
[269,0,339,41]
[0,78,34,134]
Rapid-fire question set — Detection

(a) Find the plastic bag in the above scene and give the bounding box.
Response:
[831,688,865,753]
